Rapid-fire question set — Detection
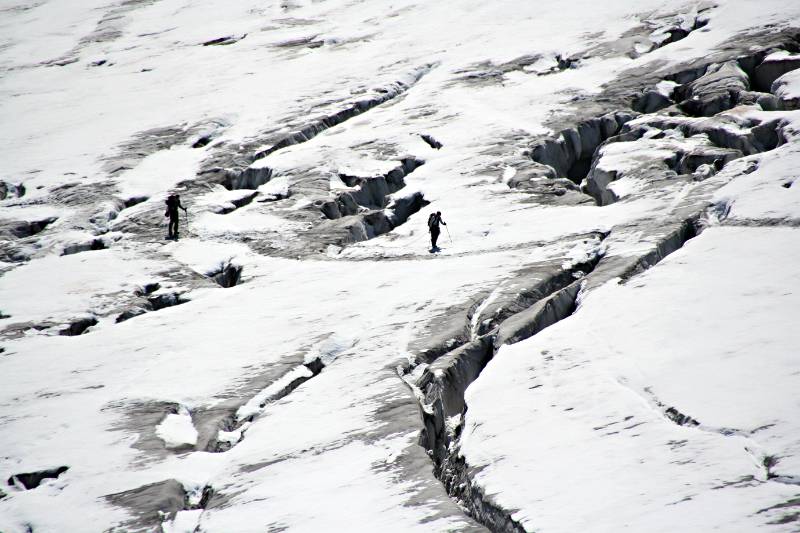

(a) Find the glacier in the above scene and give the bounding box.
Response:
[1,0,799,531]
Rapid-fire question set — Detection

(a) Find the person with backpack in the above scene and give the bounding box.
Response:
[165,193,187,240]
[427,211,446,251]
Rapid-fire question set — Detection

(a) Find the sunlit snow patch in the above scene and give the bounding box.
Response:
[155,405,198,448]
[161,509,203,533]
[236,365,315,421]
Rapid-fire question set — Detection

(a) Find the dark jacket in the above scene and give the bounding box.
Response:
[427,212,446,232]
[165,195,185,218]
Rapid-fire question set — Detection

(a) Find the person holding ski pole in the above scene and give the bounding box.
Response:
[165,193,188,240]
[427,210,446,251]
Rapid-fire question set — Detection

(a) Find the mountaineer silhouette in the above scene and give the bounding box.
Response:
[165,194,187,240]
[427,211,446,252]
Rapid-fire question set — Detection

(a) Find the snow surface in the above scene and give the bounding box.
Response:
[460,225,800,532]
[0,249,163,325]
[1,0,800,532]
[155,406,199,449]
[773,69,800,102]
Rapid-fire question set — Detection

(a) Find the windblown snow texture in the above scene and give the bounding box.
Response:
[1,1,800,532]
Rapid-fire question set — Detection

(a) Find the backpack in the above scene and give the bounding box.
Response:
[165,195,176,216]
[428,213,437,229]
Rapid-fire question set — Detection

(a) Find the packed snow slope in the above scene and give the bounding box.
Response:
[1,0,800,532]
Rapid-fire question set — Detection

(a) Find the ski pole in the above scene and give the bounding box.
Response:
[445,226,453,244]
